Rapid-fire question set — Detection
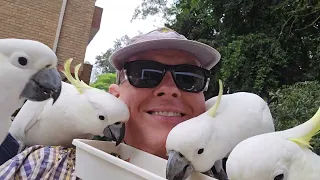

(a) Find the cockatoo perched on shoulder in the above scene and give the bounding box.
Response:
[165,80,275,180]
[0,38,62,144]
[9,58,129,149]
[226,106,320,180]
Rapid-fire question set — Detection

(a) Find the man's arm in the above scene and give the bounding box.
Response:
[0,145,78,179]
[0,133,20,165]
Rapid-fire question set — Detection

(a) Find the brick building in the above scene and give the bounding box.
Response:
[0,0,103,84]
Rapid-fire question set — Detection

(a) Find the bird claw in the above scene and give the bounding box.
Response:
[203,166,229,180]
[203,169,215,177]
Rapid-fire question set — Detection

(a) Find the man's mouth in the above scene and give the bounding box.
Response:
[147,111,186,117]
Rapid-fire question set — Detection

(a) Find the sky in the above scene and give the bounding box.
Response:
[84,0,167,65]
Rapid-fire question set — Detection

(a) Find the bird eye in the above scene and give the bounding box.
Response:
[98,115,105,120]
[197,148,204,154]
[115,122,121,125]
[178,152,183,157]
[274,174,284,180]
[18,57,28,66]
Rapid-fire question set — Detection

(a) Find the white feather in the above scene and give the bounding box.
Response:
[226,107,320,180]
[0,38,58,144]
[166,92,275,173]
[9,81,129,147]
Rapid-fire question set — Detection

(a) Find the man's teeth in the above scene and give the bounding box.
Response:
[151,111,182,117]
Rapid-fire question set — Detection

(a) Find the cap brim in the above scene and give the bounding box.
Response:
[109,38,221,70]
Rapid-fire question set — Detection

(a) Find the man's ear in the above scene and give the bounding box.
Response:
[109,84,120,98]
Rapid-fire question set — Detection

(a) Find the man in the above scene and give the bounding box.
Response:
[108,27,220,159]
[0,27,221,179]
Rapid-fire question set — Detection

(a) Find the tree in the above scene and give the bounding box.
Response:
[131,0,173,22]
[94,35,130,74]
[90,73,117,91]
[95,49,117,74]
[131,0,320,101]
[269,81,320,154]
[216,33,289,101]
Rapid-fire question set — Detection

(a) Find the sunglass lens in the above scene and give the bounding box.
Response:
[174,66,206,92]
[126,61,163,88]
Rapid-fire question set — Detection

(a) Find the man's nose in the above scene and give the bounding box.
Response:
[153,72,181,98]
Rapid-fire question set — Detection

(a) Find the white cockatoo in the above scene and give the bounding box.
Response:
[9,58,130,149]
[226,106,320,180]
[165,80,275,180]
[0,38,62,144]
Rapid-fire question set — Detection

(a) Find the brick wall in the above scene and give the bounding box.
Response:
[0,0,97,83]
[82,63,93,84]
[56,0,97,70]
[0,0,62,48]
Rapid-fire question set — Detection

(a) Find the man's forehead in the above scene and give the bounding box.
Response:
[127,49,201,66]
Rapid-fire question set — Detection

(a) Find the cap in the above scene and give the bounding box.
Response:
[109,27,221,71]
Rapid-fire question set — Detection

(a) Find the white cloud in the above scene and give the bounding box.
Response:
[84,0,167,65]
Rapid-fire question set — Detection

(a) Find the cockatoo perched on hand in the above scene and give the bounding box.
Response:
[165,80,275,180]
[9,58,129,150]
[226,106,320,180]
[0,38,62,144]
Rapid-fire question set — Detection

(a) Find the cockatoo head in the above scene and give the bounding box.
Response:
[226,107,320,180]
[61,58,130,145]
[0,38,62,103]
[165,80,224,180]
[226,134,303,180]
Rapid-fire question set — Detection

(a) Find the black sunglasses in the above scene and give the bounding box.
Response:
[121,60,211,93]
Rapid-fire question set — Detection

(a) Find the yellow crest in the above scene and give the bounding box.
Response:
[61,58,91,93]
[289,107,320,149]
[207,79,223,117]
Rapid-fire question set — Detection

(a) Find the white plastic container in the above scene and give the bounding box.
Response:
[72,139,217,180]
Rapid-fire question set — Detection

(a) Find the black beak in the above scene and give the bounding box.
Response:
[166,150,194,180]
[20,68,62,104]
[103,122,126,146]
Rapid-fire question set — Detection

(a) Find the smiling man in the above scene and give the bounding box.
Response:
[108,27,221,159]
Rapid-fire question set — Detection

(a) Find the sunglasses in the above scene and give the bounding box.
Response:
[121,60,211,93]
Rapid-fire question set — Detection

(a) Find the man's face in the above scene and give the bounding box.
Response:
[109,49,207,159]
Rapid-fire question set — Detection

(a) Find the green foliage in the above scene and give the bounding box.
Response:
[218,33,289,100]
[90,73,116,91]
[269,81,320,154]
[274,0,320,36]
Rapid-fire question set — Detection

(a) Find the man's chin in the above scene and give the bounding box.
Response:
[124,132,168,159]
